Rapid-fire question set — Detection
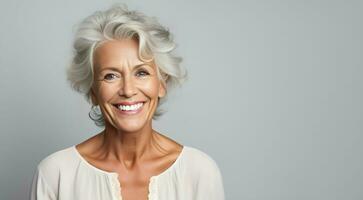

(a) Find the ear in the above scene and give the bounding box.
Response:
[158,81,166,98]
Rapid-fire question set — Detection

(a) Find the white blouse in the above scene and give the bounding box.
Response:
[29,145,225,200]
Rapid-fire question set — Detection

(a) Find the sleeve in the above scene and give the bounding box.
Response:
[29,167,57,200]
[194,155,225,200]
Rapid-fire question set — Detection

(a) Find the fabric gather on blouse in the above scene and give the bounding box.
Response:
[29,145,225,200]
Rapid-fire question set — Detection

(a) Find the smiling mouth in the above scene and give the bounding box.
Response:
[113,102,145,112]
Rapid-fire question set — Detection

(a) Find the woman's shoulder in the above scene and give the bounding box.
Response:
[36,145,77,176]
[182,146,222,176]
[184,146,219,164]
[180,146,225,199]
[31,145,78,198]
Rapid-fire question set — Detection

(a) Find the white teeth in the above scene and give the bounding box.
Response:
[117,103,143,111]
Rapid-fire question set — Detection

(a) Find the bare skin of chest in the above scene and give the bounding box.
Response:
[117,172,151,200]
[91,157,179,199]
[75,132,183,200]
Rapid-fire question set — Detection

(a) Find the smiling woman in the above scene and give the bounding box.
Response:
[91,39,166,133]
[68,4,186,127]
[29,4,225,200]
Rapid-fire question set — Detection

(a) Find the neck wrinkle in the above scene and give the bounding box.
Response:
[100,121,156,165]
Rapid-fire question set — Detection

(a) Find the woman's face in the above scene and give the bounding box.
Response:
[91,38,166,133]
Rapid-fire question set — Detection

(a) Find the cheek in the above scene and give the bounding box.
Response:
[97,84,119,102]
[138,79,160,98]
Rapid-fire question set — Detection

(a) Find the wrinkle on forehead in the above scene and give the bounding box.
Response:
[93,39,145,73]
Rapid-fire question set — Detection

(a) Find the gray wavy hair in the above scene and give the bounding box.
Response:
[66,4,187,127]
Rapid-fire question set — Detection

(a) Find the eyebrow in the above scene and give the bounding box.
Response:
[99,63,152,73]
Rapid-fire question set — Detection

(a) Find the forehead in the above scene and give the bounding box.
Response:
[93,39,142,70]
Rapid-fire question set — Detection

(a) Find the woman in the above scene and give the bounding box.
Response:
[30,5,225,200]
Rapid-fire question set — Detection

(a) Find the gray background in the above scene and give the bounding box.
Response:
[1,0,362,199]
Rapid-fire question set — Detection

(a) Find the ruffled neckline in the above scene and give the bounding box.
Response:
[72,145,187,200]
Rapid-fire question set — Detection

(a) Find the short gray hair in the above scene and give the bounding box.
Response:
[66,4,187,127]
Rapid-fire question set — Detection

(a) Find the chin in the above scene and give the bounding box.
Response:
[113,119,149,133]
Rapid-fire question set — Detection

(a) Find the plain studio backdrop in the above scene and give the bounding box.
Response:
[1,0,362,199]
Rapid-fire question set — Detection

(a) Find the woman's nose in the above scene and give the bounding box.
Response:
[119,75,137,97]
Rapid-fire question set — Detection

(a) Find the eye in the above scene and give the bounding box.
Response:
[136,70,150,77]
[104,73,119,81]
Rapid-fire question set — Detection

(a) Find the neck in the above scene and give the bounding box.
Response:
[100,120,157,165]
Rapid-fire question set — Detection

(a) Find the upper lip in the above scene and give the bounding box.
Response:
[113,101,145,106]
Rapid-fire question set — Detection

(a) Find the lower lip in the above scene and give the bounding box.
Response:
[114,103,144,115]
